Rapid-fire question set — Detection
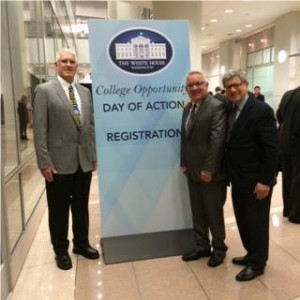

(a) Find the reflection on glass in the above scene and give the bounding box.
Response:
[5,174,23,252]
[21,157,45,223]
[1,3,19,176]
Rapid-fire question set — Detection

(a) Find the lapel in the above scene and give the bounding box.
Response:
[183,101,192,123]
[184,94,210,136]
[75,83,87,127]
[53,79,82,129]
[230,97,254,139]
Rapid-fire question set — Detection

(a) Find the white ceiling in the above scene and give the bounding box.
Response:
[130,1,300,52]
[75,1,300,52]
[200,1,300,51]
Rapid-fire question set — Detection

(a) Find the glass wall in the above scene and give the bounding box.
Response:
[246,28,275,107]
[202,49,221,92]
[1,1,77,297]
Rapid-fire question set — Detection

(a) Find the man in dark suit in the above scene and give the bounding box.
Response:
[223,70,278,281]
[276,86,300,224]
[254,85,265,102]
[33,48,99,270]
[180,71,228,268]
[214,86,227,106]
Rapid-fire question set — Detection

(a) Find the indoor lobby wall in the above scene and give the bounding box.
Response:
[1,1,77,298]
[202,11,300,109]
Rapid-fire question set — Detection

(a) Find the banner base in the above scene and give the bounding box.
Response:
[101,229,194,264]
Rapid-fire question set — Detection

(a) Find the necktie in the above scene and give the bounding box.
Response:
[68,85,81,128]
[227,104,238,142]
[186,103,197,134]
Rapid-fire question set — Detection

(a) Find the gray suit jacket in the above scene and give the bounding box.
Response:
[33,78,96,174]
[180,94,226,182]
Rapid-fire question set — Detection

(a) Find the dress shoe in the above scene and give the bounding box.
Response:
[55,253,72,270]
[207,255,224,267]
[232,256,248,266]
[289,218,300,224]
[182,249,211,262]
[235,266,264,282]
[73,245,100,259]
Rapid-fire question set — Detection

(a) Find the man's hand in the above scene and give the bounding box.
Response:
[254,182,270,200]
[92,161,97,172]
[200,170,212,183]
[181,166,187,174]
[41,167,57,182]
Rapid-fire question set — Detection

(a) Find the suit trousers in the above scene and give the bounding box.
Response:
[231,183,272,269]
[281,154,300,222]
[187,177,228,256]
[46,167,92,254]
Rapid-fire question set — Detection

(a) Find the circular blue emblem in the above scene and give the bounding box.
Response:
[108,28,174,75]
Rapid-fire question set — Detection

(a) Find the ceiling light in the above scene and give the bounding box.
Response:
[260,38,267,43]
[201,27,206,30]
[210,19,218,23]
[245,24,252,28]
[278,50,288,63]
[235,29,242,32]
[225,9,233,13]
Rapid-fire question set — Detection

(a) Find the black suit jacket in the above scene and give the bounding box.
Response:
[180,94,226,182]
[226,96,278,187]
[255,94,265,102]
[276,86,300,155]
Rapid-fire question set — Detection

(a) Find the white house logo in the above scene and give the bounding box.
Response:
[108,28,174,75]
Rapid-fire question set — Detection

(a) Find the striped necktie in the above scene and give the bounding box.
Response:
[68,85,81,128]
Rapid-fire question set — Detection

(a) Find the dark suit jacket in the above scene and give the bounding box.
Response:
[180,94,226,182]
[276,87,300,155]
[255,94,265,102]
[33,78,96,174]
[226,96,278,187]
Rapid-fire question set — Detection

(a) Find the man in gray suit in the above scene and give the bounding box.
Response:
[180,71,228,267]
[33,48,99,270]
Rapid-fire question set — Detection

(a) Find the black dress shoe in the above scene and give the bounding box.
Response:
[182,249,211,262]
[232,256,248,266]
[289,218,300,224]
[207,255,224,267]
[73,245,100,259]
[55,253,72,270]
[235,266,264,282]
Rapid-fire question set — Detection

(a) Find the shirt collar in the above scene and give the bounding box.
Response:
[236,93,249,111]
[57,75,75,90]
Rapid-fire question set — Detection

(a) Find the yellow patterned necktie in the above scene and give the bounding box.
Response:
[68,85,81,128]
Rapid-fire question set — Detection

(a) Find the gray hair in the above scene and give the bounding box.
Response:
[55,48,77,62]
[222,70,248,87]
[187,71,204,77]
[186,71,206,83]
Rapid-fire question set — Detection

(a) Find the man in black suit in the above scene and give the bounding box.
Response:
[223,71,278,281]
[276,86,300,224]
[180,71,228,267]
[254,85,265,102]
[214,86,227,107]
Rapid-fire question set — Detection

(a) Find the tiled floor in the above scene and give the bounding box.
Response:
[10,173,300,300]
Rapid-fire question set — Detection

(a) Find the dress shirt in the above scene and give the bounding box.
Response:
[57,75,83,119]
[235,93,249,120]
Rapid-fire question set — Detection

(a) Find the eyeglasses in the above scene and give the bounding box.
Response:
[57,59,77,66]
[186,81,206,89]
[224,82,243,90]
